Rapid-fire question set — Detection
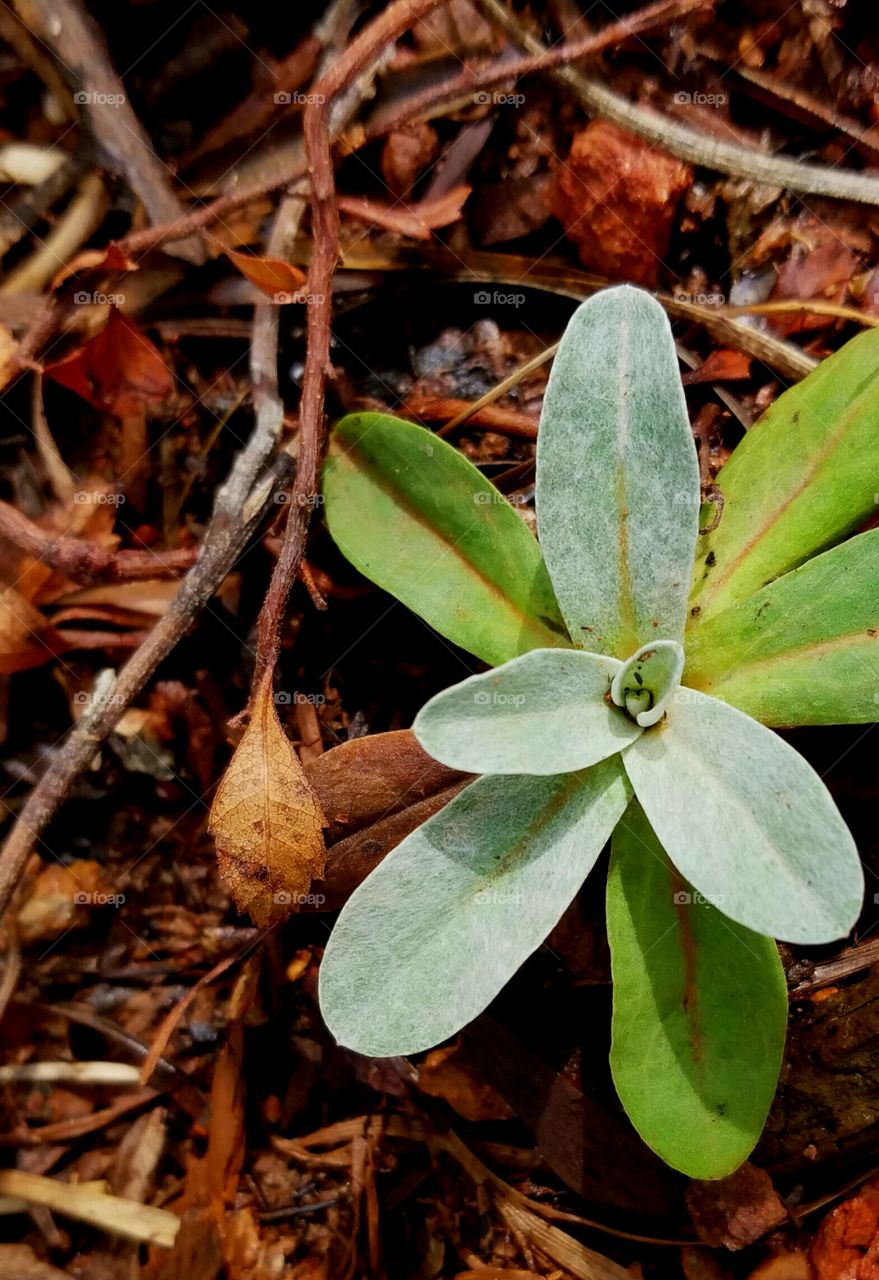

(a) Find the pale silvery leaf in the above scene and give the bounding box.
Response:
[413,648,640,775]
[607,800,787,1179]
[610,640,684,728]
[319,759,630,1057]
[536,286,700,658]
[622,689,863,943]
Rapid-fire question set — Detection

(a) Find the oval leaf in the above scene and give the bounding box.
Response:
[685,529,879,725]
[536,286,700,658]
[413,648,640,775]
[690,325,879,620]
[323,412,567,666]
[607,800,787,1179]
[621,688,863,943]
[209,672,326,926]
[319,759,630,1057]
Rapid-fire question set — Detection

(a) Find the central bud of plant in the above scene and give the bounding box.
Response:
[610,640,685,728]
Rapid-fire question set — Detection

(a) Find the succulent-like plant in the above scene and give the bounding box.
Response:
[318,286,878,1178]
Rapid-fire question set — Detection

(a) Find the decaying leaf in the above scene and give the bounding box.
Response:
[223,249,307,301]
[44,308,173,420]
[209,672,326,926]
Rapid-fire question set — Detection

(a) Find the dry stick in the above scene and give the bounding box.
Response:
[252,0,450,686]
[364,0,710,136]
[236,0,364,525]
[478,0,879,206]
[0,499,196,584]
[0,0,780,380]
[0,1,445,923]
[11,0,202,263]
[0,455,292,922]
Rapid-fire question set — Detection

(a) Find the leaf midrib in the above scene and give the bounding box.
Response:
[332,441,565,649]
[699,394,868,610]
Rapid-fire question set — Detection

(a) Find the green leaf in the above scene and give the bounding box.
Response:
[536,286,700,658]
[607,800,787,1179]
[622,689,863,943]
[610,639,684,728]
[690,326,879,620]
[685,529,879,726]
[319,759,630,1057]
[413,648,640,775]
[323,412,566,666]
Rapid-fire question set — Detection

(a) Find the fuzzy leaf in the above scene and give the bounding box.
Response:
[607,800,787,1179]
[685,529,879,725]
[610,639,684,728]
[319,759,630,1057]
[209,672,326,926]
[413,648,640,775]
[323,412,566,666]
[622,689,863,943]
[690,325,879,620]
[536,286,700,658]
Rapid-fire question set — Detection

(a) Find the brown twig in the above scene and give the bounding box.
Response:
[10,0,202,263]
[252,0,449,688]
[0,500,196,585]
[477,0,879,206]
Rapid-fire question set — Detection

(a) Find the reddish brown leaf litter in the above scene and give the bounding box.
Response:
[0,0,878,1274]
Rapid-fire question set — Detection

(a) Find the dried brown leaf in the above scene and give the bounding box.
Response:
[209,672,326,926]
[223,249,307,301]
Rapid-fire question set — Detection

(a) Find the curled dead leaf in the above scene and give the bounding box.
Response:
[304,729,468,909]
[209,672,326,926]
[223,249,307,302]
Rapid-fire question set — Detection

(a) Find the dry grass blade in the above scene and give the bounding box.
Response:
[0,1170,179,1246]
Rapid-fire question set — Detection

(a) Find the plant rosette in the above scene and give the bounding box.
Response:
[318,285,876,1180]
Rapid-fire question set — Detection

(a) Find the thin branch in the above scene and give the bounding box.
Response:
[253,0,450,687]
[477,0,879,207]
[0,499,197,584]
